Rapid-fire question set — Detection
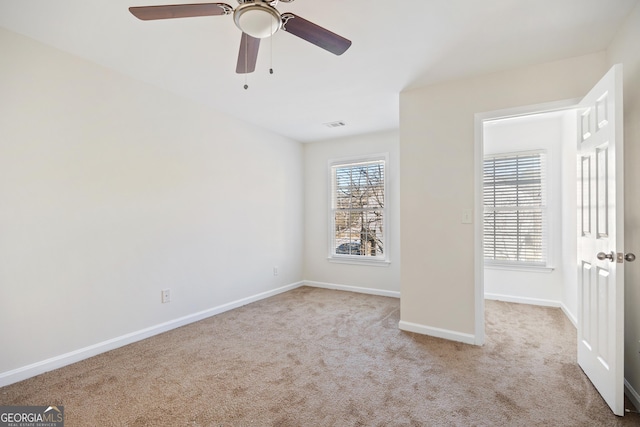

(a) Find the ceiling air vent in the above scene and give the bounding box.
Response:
[324,121,346,128]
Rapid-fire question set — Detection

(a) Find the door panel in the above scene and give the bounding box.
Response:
[596,144,609,238]
[576,64,624,416]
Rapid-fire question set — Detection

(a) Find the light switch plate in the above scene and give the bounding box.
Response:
[462,209,473,224]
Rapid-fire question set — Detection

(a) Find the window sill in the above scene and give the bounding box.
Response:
[328,256,390,267]
[485,263,554,273]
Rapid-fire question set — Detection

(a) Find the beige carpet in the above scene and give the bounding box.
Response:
[1,286,638,426]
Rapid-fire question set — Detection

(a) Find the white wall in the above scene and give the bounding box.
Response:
[560,111,579,322]
[607,1,640,408]
[399,52,608,342]
[303,131,400,295]
[0,29,304,381]
[483,111,574,309]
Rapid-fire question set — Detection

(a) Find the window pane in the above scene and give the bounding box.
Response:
[334,209,384,256]
[332,159,385,258]
[484,154,543,207]
[484,210,543,262]
[483,152,546,264]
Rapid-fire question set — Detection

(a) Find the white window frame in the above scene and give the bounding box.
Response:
[328,153,389,266]
[483,149,549,268]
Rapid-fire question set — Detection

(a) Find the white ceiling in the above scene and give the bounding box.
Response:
[1,0,637,142]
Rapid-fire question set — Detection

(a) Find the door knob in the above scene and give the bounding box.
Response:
[597,251,615,262]
[625,253,636,262]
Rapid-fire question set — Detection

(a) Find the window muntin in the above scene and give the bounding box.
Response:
[330,157,386,261]
[483,151,547,265]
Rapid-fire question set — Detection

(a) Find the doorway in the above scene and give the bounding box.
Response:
[483,109,579,315]
[473,99,579,344]
[474,66,627,416]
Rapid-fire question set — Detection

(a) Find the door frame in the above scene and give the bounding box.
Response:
[473,98,580,345]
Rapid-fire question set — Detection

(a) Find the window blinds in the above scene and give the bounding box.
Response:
[332,159,385,257]
[483,152,546,264]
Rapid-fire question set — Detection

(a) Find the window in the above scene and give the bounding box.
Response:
[330,156,387,262]
[483,151,547,266]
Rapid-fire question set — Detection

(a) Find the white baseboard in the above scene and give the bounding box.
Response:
[307,283,491,345]
[484,292,560,307]
[0,281,304,388]
[626,379,640,413]
[484,293,577,328]
[559,303,578,328]
[308,282,475,345]
[304,280,400,298]
[398,320,476,345]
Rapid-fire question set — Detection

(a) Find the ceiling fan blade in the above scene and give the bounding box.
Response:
[129,3,232,20]
[281,13,351,56]
[236,33,260,74]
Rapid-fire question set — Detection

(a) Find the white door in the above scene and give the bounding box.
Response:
[576,64,626,416]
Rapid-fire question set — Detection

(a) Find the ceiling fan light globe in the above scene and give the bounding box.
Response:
[234,3,282,39]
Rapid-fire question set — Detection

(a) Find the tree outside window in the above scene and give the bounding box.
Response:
[331,157,386,260]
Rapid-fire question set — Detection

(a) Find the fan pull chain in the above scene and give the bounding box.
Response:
[244,33,249,89]
[269,28,273,74]
[269,18,274,75]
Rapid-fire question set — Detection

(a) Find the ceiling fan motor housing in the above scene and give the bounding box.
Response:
[234,0,282,39]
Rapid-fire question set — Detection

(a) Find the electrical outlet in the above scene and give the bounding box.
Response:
[273,266,278,276]
[161,289,171,304]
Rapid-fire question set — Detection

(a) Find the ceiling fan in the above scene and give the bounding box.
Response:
[129,0,352,74]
